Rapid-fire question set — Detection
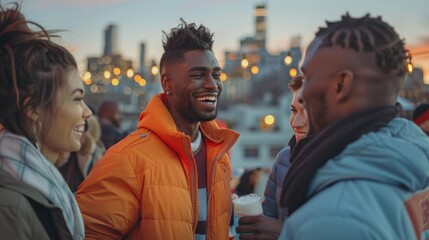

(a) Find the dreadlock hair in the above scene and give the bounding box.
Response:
[159,18,214,74]
[0,2,77,147]
[315,13,410,77]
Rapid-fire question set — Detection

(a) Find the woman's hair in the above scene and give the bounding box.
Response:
[79,116,102,155]
[235,168,263,196]
[288,75,303,92]
[0,3,77,147]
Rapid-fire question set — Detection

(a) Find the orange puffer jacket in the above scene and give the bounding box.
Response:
[76,94,239,240]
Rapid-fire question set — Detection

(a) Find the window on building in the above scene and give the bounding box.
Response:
[244,146,259,158]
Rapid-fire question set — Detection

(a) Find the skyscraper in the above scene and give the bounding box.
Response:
[104,24,118,56]
[254,4,266,48]
[240,3,267,51]
[139,42,146,73]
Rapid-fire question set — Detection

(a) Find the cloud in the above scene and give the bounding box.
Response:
[409,42,429,52]
[420,36,429,43]
[408,42,429,64]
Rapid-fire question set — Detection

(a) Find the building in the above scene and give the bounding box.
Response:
[218,94,294,169]
[254,4,267,48]
[213,3,302,169]
[139,42,146,73]
[220,3,302,108]
[104,24,118,56]
[83,25,160,114]
[401,67,428,104]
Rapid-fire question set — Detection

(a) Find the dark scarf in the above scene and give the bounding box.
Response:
[288,133,297,154]
[280,105,399,215]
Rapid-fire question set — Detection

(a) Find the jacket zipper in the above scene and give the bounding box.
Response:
[206,137,236,240]
[183,138,198,237]
[223,165,232,229]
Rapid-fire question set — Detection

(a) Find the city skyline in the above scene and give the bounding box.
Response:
[12,0,429,75]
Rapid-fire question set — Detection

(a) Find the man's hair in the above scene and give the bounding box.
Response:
[98,101,119,117]
[0,2,77,146]
[98,101,122,127]
[288,75,303,92]
[159,18,214,73]
[315,13,410,77]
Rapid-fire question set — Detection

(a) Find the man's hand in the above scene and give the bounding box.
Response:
[235,215,282,240]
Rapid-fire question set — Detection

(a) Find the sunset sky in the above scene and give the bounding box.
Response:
[10,0,429,76]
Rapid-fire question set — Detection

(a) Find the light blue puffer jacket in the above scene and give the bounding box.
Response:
[279,118,429,240]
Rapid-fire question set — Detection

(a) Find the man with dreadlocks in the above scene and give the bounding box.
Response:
[278,13,429,239]
[76,19,239,239]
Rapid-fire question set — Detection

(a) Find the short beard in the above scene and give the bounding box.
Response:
[186,109,217,123]
[199,111,217,122]
[309,92,328,134]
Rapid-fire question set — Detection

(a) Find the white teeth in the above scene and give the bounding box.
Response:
[295,132,307,138]
[74,125,84,133]
[197,96,216,102]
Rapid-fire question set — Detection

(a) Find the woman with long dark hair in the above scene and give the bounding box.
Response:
[0,2,91,239]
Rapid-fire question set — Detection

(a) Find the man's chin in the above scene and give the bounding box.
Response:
[200,114,217,122]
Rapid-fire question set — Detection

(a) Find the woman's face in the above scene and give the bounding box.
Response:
[289,89,309,142]
[41,69,92,163]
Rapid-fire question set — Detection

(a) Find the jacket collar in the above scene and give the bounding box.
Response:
[137,93,239,157]
[0,170,53,208]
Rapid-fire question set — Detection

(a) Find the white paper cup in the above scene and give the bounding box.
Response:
[232,193,263,239]
[233,193,263,216]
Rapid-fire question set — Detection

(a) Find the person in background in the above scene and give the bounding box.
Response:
[234,167,264,197]
[0,2,91,239]
[76,19,239,239]
[236,75,308,239]
[56,116,106,193]
[98,100,126,149]
[279,13,429,239]
[412,103,429,136]
[230,167,245,193]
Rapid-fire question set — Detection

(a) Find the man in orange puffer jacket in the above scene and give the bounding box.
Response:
[76,19,239,240]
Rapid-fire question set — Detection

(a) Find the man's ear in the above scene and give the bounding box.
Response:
[161,72,172,93]
[335,70,353,102]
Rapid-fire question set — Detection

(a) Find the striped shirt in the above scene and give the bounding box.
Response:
[194,140,207,240]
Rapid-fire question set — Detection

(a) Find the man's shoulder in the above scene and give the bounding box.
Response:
[283,211,382,240]
[382,117,426,140]
[285,182,414,240]
[107,129,155,153]
[342,118,429,156]
[96,129,164,170]
[291,179,412,235]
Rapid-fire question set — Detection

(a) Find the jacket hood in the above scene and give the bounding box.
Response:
[137,93,182,139]
[309,118,429,196]
[137,93,239,156]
